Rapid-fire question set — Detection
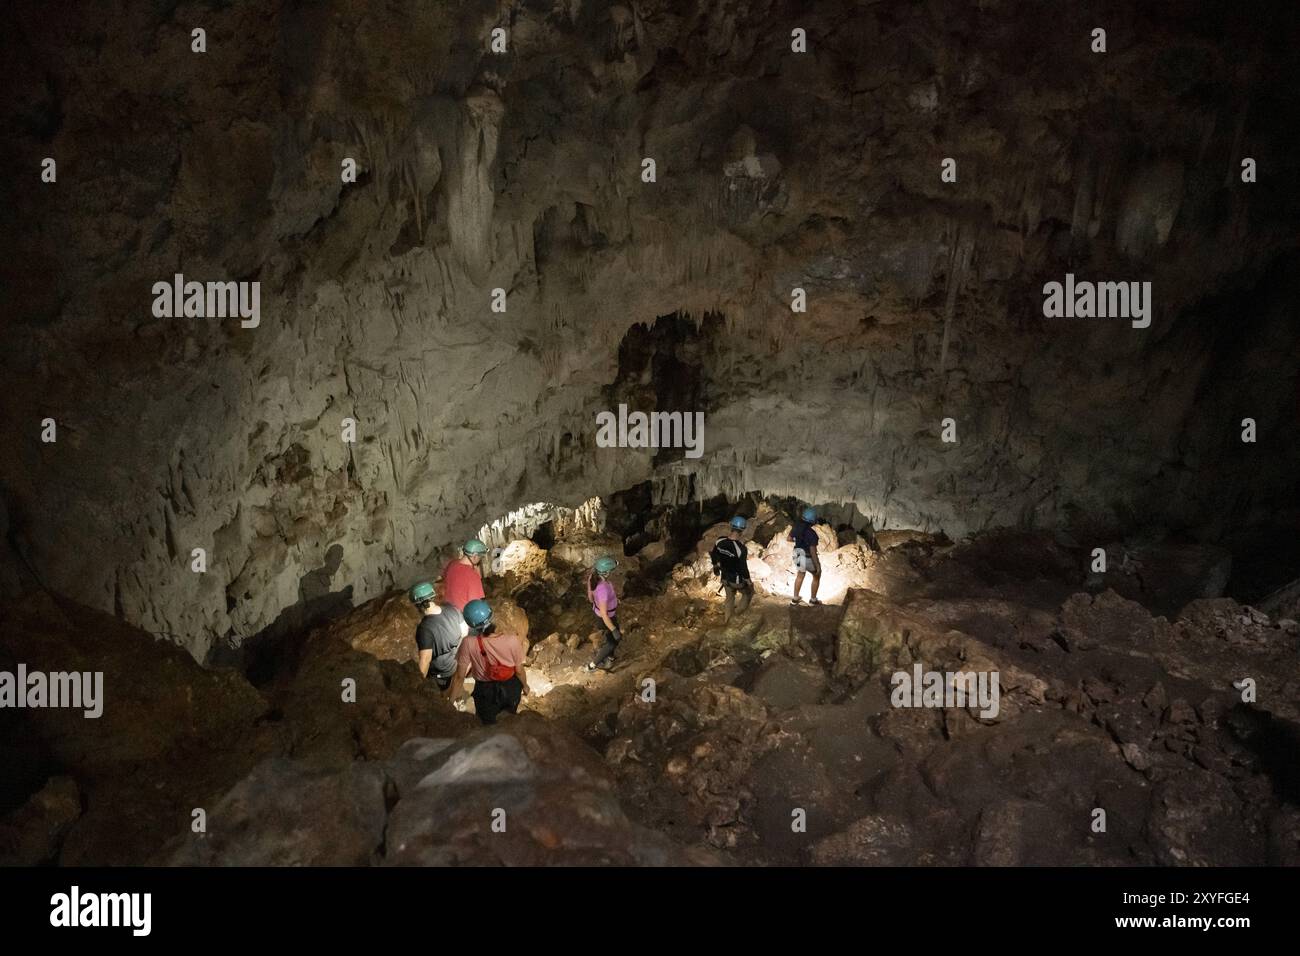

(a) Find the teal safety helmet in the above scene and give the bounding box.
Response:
[463,539,488,555]
[463,599,493,631]
[801,507,817,523]
[409,581,436,605]
[594,556,618,575]
[730,516,747,531]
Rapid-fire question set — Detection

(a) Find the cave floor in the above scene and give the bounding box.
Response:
[2,530,1298,866]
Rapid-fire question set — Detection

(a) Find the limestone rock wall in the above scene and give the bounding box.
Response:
[2,0,1297,659]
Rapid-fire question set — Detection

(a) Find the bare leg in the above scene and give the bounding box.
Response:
[723,585,736,622]
[737,585,753,615]
[810,573,821,602]
[792,571,805,602]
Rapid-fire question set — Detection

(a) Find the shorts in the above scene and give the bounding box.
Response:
[793,549,820,574]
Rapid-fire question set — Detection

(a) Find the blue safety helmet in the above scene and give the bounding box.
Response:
[594,556,618,575]
[801,507,817,523]
[729,516,747,531]
[463,599,493,631]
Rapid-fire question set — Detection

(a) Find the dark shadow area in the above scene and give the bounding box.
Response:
[1228,704,1300,806]
[215,543,354,686]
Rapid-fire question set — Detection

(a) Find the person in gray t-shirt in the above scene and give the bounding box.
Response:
[409,582,469,691]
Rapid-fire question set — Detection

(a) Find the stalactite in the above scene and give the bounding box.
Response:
[938,224,974,377]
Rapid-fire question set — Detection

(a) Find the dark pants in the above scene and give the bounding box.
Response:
[724,580,753,618]
[472,675,522,724]
[592,613,621,667]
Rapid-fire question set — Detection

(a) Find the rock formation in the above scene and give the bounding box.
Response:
[3,0,1297,661]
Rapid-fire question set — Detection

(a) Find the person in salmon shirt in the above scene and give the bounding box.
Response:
[450,599,528,724]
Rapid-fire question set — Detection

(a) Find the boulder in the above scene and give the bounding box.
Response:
[1148,769,1258,866]
[327,589,421,663]
[1104,542,1233,617]
[972,798,1074,866]
[384,716,702,865]
[636,540,669,564]
[161,718,703,866]
[489,538,548,579]
[0,775,81,866]
[807,814,914,865]
[167,759,388,866]
[1059,589,1161,649]
[832,589,912,683]
[605,679,776,847]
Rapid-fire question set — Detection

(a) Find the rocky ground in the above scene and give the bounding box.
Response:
[2,516,1297,866]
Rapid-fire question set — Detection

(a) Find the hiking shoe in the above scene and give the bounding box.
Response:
[809,598,823,606]
[789,597,803,606]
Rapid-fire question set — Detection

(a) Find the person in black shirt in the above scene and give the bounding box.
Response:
[711,516,754,623]
[409,581,468,693]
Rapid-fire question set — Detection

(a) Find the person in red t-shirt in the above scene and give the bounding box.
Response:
[441,539,487,611]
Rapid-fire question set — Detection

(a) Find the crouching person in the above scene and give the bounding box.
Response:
[450,599,529,724]
[711,516,754,623]
[410,581,468,693]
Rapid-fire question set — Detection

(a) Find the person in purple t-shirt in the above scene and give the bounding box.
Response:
[789,506,823,606]
[585,555,623,672]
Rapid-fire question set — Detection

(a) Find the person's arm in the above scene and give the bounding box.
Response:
[417,649,433,678]
[450,655,472,703]
[516,662,529,696]
[596,597,616,632]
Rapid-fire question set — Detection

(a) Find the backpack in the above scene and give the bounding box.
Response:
[477,635,516,682]
[713,538,748,586]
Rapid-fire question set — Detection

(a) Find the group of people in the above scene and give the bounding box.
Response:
[709,506,823,621]
[408,539,625,724]
[410,506,823,722]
